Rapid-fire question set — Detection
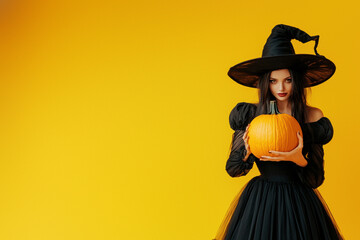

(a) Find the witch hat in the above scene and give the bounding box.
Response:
[228,24,336,88]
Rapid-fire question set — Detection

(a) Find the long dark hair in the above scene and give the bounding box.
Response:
[254,68,311,125]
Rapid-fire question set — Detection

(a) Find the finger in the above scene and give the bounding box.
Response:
[243,131,249,140]
[297,131,303,139]
[244,130,248,137]
[268,150,284,156]
[261,154,286,159]
[260,156,282,161]
[260,158,280,162]
[296,131,304,147]
[298,140,303,148]
[260,155,277,159]
[298,131,304,141]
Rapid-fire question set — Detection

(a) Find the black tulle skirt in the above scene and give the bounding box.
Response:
[213,176,344,240]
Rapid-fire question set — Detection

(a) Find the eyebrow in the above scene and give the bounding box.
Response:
[269,76,292,80]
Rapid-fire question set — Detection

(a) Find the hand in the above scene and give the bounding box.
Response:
[242,124,252,158]
[259,131,308,167]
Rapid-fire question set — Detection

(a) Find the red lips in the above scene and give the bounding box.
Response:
[277,93,287,97]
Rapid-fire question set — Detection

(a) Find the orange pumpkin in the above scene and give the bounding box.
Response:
[248,100,303,159]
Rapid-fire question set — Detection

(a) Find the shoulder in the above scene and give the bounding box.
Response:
[306,106,324,123]
[229,102,257,131]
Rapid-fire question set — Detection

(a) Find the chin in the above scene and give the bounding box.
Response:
[276,97,289,102]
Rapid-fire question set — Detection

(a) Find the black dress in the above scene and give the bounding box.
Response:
[213,102,344,240]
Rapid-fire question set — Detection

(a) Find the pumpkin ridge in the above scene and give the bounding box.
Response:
[289,114,301,151]
[279,115,286,152]
[272,116,275,152]
[276,116,281,153]
[286,116,293,151]
[292,116,299,150]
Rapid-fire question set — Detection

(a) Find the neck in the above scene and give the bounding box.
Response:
[276,100,292,114]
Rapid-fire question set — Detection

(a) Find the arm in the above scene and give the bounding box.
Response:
[299,110,332,188]
[299,143,325,188]
[296,113,333,189]
[225,129,255,177]
[260,131,308,167]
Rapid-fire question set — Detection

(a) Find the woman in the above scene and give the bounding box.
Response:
[213,24,344,240]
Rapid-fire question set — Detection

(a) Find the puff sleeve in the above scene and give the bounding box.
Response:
[298,117,334,189]
[226,102,257,178]
[301,117,334,145]
[314,117,334,145]
[229,102,257,131]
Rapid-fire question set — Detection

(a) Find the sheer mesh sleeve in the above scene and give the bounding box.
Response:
[297,117,334,189]
[299,143,325,189]
[225,129,256,177]
[225,102,257,178]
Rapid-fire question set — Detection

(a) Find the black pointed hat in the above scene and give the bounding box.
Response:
[228,24,336,88]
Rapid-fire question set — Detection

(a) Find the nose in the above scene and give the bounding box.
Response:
[279,82,284,91]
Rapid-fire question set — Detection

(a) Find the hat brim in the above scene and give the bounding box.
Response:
[228,54,336,88]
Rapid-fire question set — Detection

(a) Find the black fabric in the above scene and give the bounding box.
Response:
[300,117,334,145]
[298,117,334,189]
[229,102,257,131]
[220,102,343,240]
[226,102,258,177]
[227,24,336,88]
[226,130,256,178]
[262,24,319,57]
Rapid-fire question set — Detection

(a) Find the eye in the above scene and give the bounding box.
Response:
[286,78,292,82]
[270,80,276,83]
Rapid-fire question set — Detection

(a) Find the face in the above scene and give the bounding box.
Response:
[269,68,292,102]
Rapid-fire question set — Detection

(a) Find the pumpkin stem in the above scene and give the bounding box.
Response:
[269,100,281,114]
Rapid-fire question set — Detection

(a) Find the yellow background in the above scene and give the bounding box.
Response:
[0,0,358,239]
